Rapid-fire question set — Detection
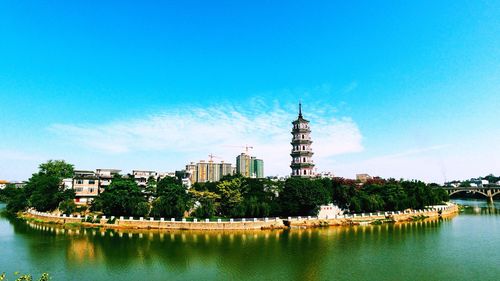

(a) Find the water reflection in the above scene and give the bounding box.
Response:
[18,217,454,280]
[2,200,500,281]
[452,199,500,215]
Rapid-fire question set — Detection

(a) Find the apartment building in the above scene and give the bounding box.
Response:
[132,170,158,188]
[73,170,99,204]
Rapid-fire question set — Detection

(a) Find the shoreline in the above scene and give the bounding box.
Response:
[20,203,458,231]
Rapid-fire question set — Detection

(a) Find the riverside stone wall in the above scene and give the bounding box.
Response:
[23,210,284,230]
[287,204,459,228]
[23,203,458,231]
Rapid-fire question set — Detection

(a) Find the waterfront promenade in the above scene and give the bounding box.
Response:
[23,203,458,230]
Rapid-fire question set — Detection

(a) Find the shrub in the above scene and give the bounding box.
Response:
[58,199,77,214]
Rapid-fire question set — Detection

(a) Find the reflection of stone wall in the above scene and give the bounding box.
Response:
[115,219,283,230]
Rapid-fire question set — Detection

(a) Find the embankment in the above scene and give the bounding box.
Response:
[286,204,458,228]
[22,211,284,230]
[22,203,458,231]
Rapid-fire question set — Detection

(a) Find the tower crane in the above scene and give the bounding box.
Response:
[208,153,221,163]
[224,145,254,154]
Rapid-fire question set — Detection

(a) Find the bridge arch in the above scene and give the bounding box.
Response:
[492,190,500,198]
[448,189,489,198]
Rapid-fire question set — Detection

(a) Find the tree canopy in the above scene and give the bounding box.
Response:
[0,160,75,213]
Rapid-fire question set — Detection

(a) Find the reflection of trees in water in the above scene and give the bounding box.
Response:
[18,222,330,280]
[453,199,500,215]
[17,218,453,280]
[470,205,500,215]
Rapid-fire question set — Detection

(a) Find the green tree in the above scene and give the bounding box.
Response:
[189,189,220,218]
[216,178,243,217]
[38,160,74,179]
[280,178,331,216]
[26,173,72,212]
[150,177,189,218]
[92,176,146,216]
[3,185,29,213]
[134,201,150,217]
[58,198,77,214]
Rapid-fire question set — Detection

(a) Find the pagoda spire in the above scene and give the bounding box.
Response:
[290,102,315,177]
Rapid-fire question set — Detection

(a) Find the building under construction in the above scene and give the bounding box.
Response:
[236,153,264,179]
[185,159,234,184]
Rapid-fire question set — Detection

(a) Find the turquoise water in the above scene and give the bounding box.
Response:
[1,199,499,281]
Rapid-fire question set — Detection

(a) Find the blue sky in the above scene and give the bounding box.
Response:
[1,1,499,183]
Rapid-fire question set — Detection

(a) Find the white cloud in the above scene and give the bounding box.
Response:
[48,102,364,176]
[0,149,44,161]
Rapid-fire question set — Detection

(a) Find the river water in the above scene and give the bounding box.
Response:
[1,199,499,281]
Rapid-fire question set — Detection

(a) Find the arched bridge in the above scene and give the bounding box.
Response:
[442,187,500,203]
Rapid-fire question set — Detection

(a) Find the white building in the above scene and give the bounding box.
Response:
[132,170,158,187]
[62,178,73,190]
[0,180,8,189]
[317,204,343,219]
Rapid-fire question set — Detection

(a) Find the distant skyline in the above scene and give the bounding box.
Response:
[1,1,500,183]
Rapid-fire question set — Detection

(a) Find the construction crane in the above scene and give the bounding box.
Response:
[224,145,254,154]
[208,153,221,163]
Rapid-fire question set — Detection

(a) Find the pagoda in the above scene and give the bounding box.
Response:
[290,103,315,177]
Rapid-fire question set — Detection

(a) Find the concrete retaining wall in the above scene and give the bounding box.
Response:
[23,210,284,230]
[287,204,459,228]
[23,203,458,231]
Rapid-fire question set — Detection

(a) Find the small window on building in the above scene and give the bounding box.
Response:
[89,188,94,193]
[304,170,306,175]
[77,179,83,184]
[302,146,305,150]
[302,134,304,139]
[89,180,95,185]
[303,157,306,162]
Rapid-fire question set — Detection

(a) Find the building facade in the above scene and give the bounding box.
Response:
[356,173,372,183]
[290,103,315,177]
[96,168,121,193]
[73,170,100,204]
[253,159,264,178]
[236,153,264,178]
[186,160,234,184]
[132,170,158,188]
